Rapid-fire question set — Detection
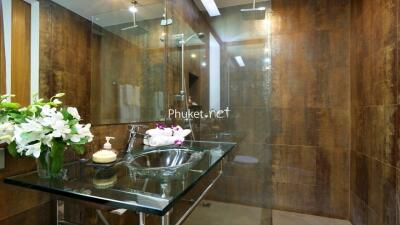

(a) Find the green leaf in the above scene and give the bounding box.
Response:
[60,108,73,120]
[50,140,65,176]
[1,102,21,109]
[7,142,18,157]
[38,145,49,171]
[71,144,85,155]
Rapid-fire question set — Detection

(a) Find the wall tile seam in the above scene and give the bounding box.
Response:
[350,150,400,171]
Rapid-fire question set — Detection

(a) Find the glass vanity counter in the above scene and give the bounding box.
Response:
[4,141,236,217]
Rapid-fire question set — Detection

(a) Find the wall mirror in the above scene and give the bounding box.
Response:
[35,0,167,125]
[90,0,166,124]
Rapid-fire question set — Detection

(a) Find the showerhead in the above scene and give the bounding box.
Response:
[184,32,205,43]
[121,0,148,35]
[121,25,148,35]
[240,0,266,20]
[163,32,205,44]
[241,7,266,20]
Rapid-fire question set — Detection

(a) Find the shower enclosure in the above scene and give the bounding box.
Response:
[167,0,351,225]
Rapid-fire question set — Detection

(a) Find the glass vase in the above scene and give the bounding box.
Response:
[36,144,65,179]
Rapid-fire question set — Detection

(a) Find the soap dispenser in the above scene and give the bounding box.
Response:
[103,137,116,153]
[92,137,117,164]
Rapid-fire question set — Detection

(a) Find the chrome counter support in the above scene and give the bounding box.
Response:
[55,160,224,225]
[161,160,224,225]
[139,212,146,225]
[161,212,170,225]
[173,166,223,225]
[96,209,110,225]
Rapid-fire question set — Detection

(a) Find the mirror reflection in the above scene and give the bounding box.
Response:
[90,0,166,124]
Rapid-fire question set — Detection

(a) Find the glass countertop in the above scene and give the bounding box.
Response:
[4,141,236,216]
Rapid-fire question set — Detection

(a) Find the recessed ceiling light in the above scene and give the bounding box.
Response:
[201,62,207,67]
[200,0,221,17]
[234,56,245,67]
[191,53,197,59]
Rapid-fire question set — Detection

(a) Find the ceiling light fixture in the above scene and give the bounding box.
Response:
[129,1,138,13]
[234,56,245,67]
[200,0,221,17]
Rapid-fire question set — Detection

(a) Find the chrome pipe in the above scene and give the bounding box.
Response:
[174,162,223,225]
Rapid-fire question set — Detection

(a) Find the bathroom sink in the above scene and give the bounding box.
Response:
[126,148,203,178]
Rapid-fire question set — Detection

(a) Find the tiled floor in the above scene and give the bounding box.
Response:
[184,200,352,225]
[272,210,352,225]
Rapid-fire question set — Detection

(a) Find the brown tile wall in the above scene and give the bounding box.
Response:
[39,0,92,121]
[266,0,350,219]
[350,0,399,225]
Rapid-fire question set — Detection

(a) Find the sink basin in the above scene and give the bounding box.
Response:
[126,148,203,179]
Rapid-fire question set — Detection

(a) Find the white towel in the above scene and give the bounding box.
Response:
[143,136,184,147]
[119,84,140,122]
[146,128,173,137]
[174,129,191,138]
[143,125,192,147]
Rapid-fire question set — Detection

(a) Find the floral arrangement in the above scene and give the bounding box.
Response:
[0,93,93,178]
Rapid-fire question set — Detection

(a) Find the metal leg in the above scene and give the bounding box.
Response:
[161,211,170,225]
[96,210,110,225]
[56,200,64,225]
[139,212,146,225]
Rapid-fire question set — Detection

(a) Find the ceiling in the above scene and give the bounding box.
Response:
[51,0,268,21]
[193,0,269,11]
[51,0,270,40]
[51,0,164,27]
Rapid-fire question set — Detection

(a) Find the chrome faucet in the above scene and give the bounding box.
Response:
[126,124,150,154]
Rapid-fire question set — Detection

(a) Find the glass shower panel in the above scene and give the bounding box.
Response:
[183,1,273,225]
[90,1,166,125]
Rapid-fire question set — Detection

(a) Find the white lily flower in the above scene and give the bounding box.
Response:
[19,119,43,133]
[23,142,42,158]
[41,134,53,147]
[41,105,57,117]
[67,107,81,120]
[51,120,71,138]
[78,123,93,141]
[54,93,65,98]
[14,122,44,147]
[0,122,14,144]
[68,123,93,143]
